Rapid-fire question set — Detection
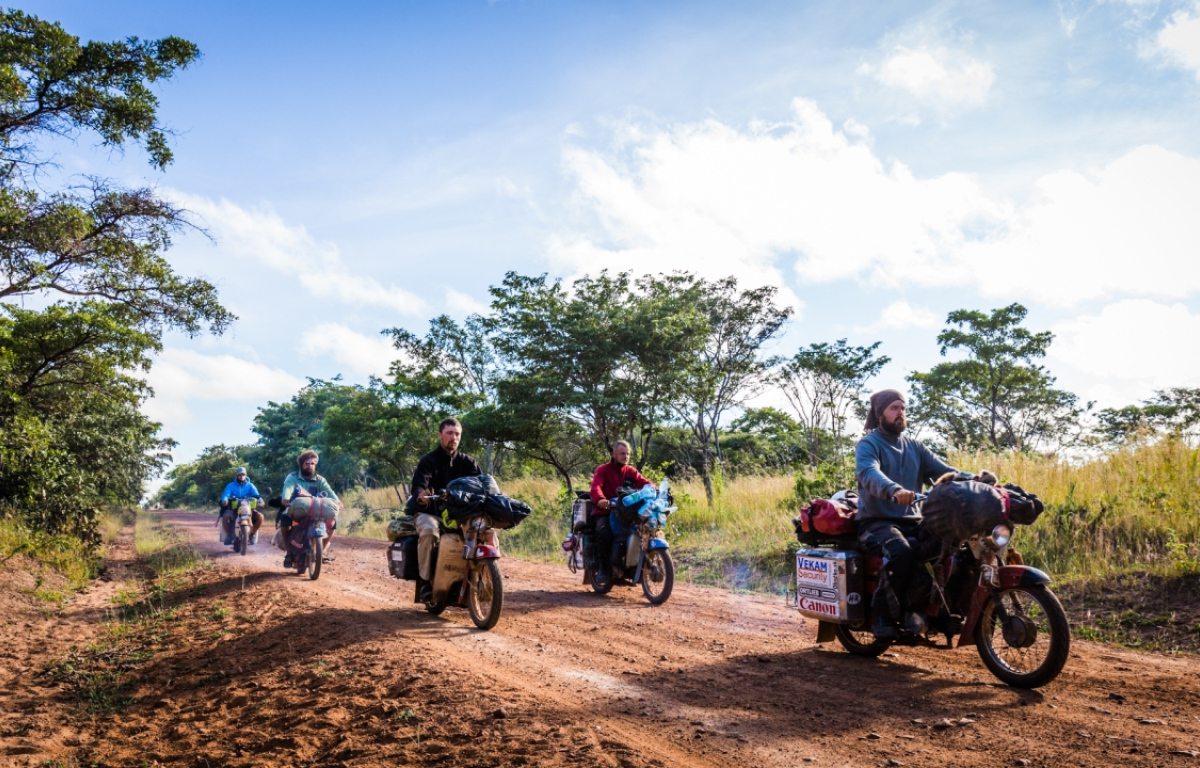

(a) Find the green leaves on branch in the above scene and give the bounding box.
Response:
[907,303,1082,452]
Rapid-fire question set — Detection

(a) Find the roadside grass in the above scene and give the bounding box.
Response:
[46,512,209,713]
[0,506,134,595]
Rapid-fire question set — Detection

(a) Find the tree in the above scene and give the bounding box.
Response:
[0,10,231,336]
[661,275,792,505]
[154,444,251,510]
[486,271,706,473]
[907,304,1081,451]
[0,11,228,543]
[1093,388,1200,445]
[776,339,890,465]
[251,379,365,490]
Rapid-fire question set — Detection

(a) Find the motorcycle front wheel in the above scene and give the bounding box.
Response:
[467,559,504,630]
[975,584,1070,688]
[307,537,323,581]
[238,526,249,556]
[834,622,891,657]
[641,549,674,605]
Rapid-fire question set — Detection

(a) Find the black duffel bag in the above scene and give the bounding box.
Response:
[921,479,1045,542]
[444,474,532,530]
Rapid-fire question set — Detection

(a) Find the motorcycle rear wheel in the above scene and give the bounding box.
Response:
[467,559,504,630]
[975,584,1069,688]
[641,549,674,605]
[307,537,323,581]
[834,622,891,657]
[589,567,613,595]
[238,527,249,556]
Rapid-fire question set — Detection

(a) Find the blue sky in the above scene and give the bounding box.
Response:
[18,0,1200,479]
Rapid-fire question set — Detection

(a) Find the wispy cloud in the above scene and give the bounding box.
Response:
[302,323,398,377]
[173,193,429,316]
[860,301,942,332]
[142,349,305,425]
[554,99,1200,309]
[864,45,995,110]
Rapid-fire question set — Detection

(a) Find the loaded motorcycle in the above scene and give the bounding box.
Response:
[789,490,1070,688]
[229,497,259,555]
[385,479,524,631]
[564,481,676,605]
[268,490,337,581]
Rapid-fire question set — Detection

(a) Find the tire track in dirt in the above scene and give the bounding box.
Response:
[94,513,1200,766]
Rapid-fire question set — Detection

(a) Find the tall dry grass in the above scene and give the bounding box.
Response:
[950,440,1200,580]
[338,440,1200,592]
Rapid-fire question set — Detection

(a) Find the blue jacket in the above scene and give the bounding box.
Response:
[855,429,959,522]
[221,479,262,505]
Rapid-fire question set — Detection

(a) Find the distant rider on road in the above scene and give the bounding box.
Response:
[589,440,654,588]
[219,467,264,545]
[410,418,482,603]
[278,450,340,567]
[855,390,967,641]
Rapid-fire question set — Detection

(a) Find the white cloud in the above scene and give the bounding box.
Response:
[555,100,1200,310]
[964,145,1200,306]
[1148,3,1200,78]
[867,45,995,109]
[1050,300,1200,405]
[863,300,942,331]
[174,193,428,315]
[302,323,398,377]
[551,97,1002,301]
[445,287,491,317]
[142,349,305,425]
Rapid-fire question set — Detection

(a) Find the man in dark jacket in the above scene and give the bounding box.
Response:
[410,417,482,602]
[856,389,967,640]
[589,440,653,587]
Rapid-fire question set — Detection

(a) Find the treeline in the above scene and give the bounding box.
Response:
[160,274,1176,512]
[0,12,227,544]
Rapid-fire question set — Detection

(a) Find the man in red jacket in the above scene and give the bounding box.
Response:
[589,440,654,586]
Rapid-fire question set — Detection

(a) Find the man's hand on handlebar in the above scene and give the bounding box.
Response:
[893,489,917,506]
[417,490,446,506]
[598,498,610,510]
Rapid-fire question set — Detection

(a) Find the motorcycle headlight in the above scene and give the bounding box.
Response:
[991,524,1012,548]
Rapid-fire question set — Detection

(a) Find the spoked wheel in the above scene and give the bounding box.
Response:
[467,560,504,630]
[641,549,674,605]
[238,527,249,556]
[975,585,1070,688]
[307,537,323,581]
[834,622,892,657]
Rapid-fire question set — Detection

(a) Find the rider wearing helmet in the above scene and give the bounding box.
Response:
[219,467,264,545]
[410,418,481,603]
[588,440,654,587]
[855,389,968,641]
[278,450,340,567]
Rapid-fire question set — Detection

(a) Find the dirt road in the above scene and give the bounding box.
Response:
[7,512,1200,767]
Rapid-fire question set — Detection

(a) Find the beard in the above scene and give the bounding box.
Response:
[881,414,906,436]
[301,467,315,479]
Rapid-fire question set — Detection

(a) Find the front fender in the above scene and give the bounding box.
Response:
[473,544,500,560]
[999,565,1052,588]
[647,537,670,551]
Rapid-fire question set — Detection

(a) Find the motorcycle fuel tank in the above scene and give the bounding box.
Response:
[792,548,864,624]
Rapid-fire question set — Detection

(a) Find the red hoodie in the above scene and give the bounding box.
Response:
[589,461,652,515]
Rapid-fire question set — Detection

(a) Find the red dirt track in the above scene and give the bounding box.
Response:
[4,510,1200,767]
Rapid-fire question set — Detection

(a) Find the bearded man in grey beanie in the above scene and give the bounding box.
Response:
[855,389,970,641]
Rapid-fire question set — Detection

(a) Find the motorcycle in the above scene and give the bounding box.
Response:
[231,497,258,555]
[565,480,676,605]
[387,493,505,630]
[790,493,1070,688]
[268,490,333,581]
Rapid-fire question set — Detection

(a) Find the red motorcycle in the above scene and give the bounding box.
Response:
[791,494,1070,688]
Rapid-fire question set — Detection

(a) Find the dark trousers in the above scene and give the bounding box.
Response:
[858,518,922,623]
[593,513,614,573]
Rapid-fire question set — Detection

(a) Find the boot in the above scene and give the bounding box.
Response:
[283,552,294,568]
[871,615,899,641]
[418,579,433,603]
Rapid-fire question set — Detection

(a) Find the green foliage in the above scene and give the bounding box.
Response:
[908,303,1081,451]
[0,10,223,547]
[791,458,856,508]
[251,379,365,491]
[153,445,254,510]
[776,339,889,464]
